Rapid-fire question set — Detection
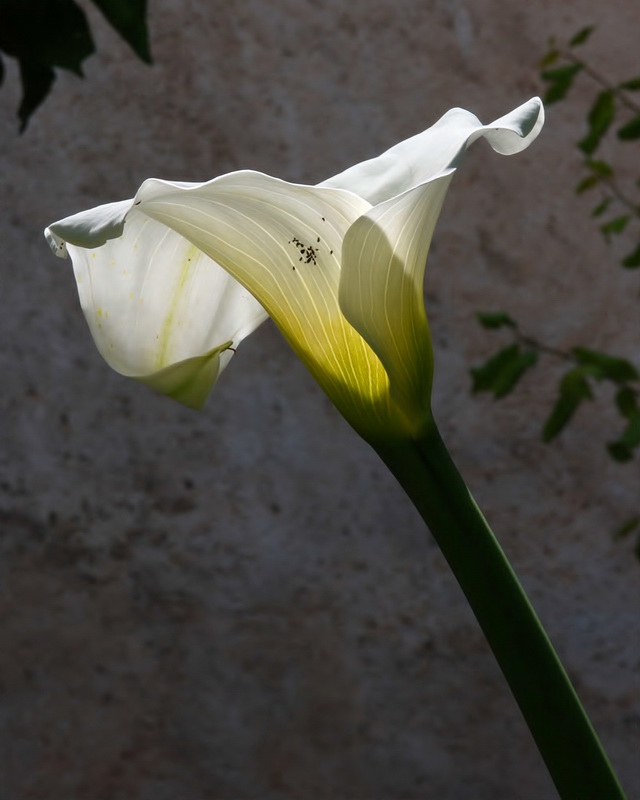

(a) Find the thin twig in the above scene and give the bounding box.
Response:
[562,49,640,115]
[514,329,639,395]
[601,177,640,215]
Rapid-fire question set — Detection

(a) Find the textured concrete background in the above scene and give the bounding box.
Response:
[1,1,639,798]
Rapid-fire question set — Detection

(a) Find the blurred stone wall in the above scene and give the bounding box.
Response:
[1,1,638,798]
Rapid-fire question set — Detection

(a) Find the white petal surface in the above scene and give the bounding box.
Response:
[134,171,409,435]
[320,97,544,204]
[46,199,132,254]
[340,172,454,427]
[52,208,268,408]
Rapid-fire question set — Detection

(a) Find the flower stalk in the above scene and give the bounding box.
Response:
[374,421,626,800]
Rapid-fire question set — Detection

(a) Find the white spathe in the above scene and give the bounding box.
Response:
[47,204,268,408]
[320,99,545,203]
[46,97,543,436]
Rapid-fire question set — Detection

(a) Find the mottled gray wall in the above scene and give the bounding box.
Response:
[1,1,638,799]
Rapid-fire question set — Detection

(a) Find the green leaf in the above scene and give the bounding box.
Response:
[620,410,640,447]
[619,77,640,91]
[539,49,559,69]
[616,387,639,419]
[90,0,152,63]
[614,516,640,539]
[617,115,640,141]
[572,347,639,382]
[578,90,616,155]
[575,174,600,194]
[621,243,640,268]
[585,159,613,177]
[600,214,630,241]
[0,0,95,73]
[608,410,640,461]
[541,63,582,104]
[606,442,632,461]
[542,367,594,441]
[471,344,538,399]
[591,197,611,218]
[16,60,56,133]
[576,160,614,194]
[569,26,596,47]
[476,311,517,330]
[0,0,95,130]
[0,0,151,131]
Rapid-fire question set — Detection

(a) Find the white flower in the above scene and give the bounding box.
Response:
[46,98,543,440]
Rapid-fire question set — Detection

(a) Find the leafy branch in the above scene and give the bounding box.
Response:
[471,312,640,459]
[470,27,640,556]
[0,0,152,131]
[471,311,640,554]
[540,25,640,268]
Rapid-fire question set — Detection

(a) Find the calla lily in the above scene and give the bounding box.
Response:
[44,97,631,799]
[46,97,543,440]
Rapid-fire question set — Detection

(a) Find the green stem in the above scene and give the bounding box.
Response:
[373,420,626,800]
